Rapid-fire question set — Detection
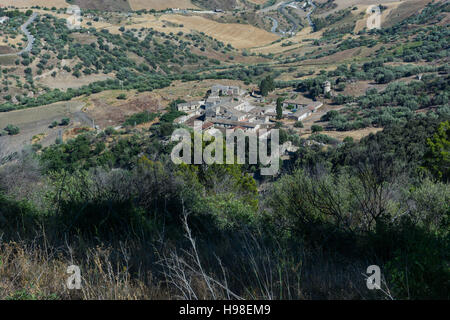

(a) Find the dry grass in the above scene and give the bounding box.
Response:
[302,127,384,141]
[0,0,68,8]
[37,73,113,90]
[319,0,400,15]
[383,0,434,27]
[354,2,402,33]
[0,101,84,129]
[247,0,267,4]
[119,14,278,49]
[0,211,372,300]
[82,90,163,128]
[0,241,167,300]
[251,27,323,55]
[0,101,88,156]
[28,9,276,49]
[0,35,23,49]
[128,0,199,11]
[0,231,374,300]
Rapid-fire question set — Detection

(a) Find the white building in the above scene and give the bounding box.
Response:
[211,84,242,96]
[282,97,311,110]
[177,101,204,112]
[288,101,323,121]
[0,17,10,24]
[289,109,312,121]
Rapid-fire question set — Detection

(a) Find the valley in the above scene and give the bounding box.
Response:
[0,0,448,302]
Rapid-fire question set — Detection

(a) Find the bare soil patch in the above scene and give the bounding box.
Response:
[83,91,164,128]
[303,127,383,141]
[38,73,113,90]
[0,45,15,54]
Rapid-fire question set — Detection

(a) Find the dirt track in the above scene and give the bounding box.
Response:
[0,12,38,57]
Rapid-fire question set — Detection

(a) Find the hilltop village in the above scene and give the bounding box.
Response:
[175,84,324,135]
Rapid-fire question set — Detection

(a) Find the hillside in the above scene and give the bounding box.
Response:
[0,0,448,302]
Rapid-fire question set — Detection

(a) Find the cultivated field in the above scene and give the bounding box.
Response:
[128,0,199,11]
[0,0,68,8]
[0,101,88,157]
[163,14,278,49]
[112,14,279,49]
[37,73,113,90]
[0,102,85,129]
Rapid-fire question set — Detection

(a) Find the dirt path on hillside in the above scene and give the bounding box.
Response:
[0,12,38,57]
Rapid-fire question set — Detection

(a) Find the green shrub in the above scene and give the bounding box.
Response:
[294,121,304,128]
[311,125,323,133]
[60,118,70,126]
[4,124,20,135]
[123,112,158,126]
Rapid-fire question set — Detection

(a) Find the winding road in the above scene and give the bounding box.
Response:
[0,12,38,57]
[306,0,317,29]
[263,0,317,36]
[267,16,279,33]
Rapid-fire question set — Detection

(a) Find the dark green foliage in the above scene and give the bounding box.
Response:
[4,124,20,135]
[312,8,352,32]
[276,97,283,120]
[294,121,304,128]
[259,75,275,97]
[123,111,158,127]
[159,110,186,124]
[321,110,339,122]
[1,113,448,299]
[60,118,70,126]
[0,193,40,238]
[309,133,339,145]
[423,121,450,182]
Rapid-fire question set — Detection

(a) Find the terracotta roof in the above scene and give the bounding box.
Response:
[202,122,214,130]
